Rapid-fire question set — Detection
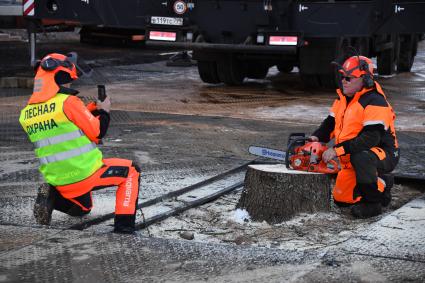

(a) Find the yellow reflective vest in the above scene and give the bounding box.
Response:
[19,93,103,186]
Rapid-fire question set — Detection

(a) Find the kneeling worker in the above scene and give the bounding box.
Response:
[310,55,399,218]
[19,53,140,233]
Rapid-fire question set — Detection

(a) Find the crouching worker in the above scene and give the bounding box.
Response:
[310,55,399,218]
[19,53,140,233]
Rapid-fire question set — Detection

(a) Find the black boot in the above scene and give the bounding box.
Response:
[351,202,382,219]
[381,187,392,207]
[114,214,136,234]
[33,183,56,225]
[380,174,394,207]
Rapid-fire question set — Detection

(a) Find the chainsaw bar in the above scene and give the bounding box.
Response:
[248,146,286,161]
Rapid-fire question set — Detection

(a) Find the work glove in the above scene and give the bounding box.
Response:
[96,96,111,113]
[322,148,337,163]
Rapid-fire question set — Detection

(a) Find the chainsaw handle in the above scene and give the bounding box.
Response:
[285,137,308,169]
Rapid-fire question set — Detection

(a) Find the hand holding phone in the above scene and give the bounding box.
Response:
[96,85,110,113]
[97,85,107,102]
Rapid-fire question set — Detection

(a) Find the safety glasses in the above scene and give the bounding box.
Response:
[342,76,356,82]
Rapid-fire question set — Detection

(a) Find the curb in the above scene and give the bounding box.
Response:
[0,77,33,89]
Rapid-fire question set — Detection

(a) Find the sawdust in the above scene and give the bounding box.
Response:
[139,182,423,250]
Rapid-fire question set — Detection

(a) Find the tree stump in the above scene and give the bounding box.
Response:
[238,164,332,223]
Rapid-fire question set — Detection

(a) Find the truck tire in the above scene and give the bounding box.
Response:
[397,35,418,72]
[377,35,399,75]
[300,74,321,89]
[299,37,342,89]
[198,61,221,84]
[352,37,370,57]
[377,49,396,75]
[319,74,337,89]
[245,62,269,79]
[277,64,294,73]
[217,58,245,85]
[80,31,100,44]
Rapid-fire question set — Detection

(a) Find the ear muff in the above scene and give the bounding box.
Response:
[54,71,73,85]
[362,73,374,88]
[358,59,374,88]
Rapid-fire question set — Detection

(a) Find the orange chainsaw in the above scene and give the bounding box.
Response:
[248,133,339,174]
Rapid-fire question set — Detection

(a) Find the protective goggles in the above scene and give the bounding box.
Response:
[341,76,357,82]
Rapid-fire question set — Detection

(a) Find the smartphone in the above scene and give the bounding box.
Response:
[97,85,107,102]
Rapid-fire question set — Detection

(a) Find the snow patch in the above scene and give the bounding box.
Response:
[253,105,329,124]
[231,208,251,224]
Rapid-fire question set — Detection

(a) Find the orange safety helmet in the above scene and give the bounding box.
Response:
[339,55,374,78]
[30,53,79,103]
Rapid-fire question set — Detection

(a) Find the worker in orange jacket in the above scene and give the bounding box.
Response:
[310,55,399,218]
[19,53,140,233]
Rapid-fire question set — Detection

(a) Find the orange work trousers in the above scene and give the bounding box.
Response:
[55,158,140,216]
[333,147,398,204]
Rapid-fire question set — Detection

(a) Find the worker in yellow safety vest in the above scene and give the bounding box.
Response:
[19,53,140,234]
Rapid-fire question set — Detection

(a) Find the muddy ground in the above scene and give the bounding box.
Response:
[0,32,424,282]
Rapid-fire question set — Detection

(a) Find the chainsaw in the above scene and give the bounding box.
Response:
[249,133,339,174]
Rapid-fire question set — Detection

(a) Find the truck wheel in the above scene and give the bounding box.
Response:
[300,74,320,89]
[377,49,396,75]
[245,63,269,79]
[352,37,370,57]
[277,64,293,73]
[319,74,337,89]
[397,35,418,72]
[217,59,245,85]
[197,61,221,84]
[377,35,399,75]
[80,32,99,44]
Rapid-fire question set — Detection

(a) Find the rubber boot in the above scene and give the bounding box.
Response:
[351,202,382,219]
[380,174,394,207]
[33,183,56,225]
[114,214,136,234]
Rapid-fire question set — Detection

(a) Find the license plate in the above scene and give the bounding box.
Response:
[149,31,177,41]
[269,36,298,46]
[151,16,183,26]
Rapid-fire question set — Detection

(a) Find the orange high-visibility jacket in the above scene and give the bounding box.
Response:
[329,82,398,163]
[27,86,102,144]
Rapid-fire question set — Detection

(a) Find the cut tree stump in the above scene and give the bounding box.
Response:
[238,164,332,223]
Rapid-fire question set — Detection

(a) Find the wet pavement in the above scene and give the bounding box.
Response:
[0,196,424,282]
[0,33,424,281]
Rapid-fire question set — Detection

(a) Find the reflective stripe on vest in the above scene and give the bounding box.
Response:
[39,142,96,164]
[19,93,103,186]
[34,129,84,148]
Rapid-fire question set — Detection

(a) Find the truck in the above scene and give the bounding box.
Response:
[143,0,425,87]
[21,0,165,64]
[0,0,23,27]
[21,1,425,87]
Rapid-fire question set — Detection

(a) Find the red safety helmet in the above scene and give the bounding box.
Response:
[339,55,374,78]
[30,53,79,103]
